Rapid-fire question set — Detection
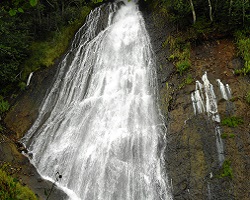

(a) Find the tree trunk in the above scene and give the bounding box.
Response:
[208,0,213,22]
[189,0,196,24]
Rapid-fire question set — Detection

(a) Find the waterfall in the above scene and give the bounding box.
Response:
[22,1,172,200]
[216,79,231,100]
[191,72,233,166]
[26,72,34,86]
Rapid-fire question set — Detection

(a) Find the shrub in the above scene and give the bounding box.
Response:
[221,116,244,127]
[176,60,191,75]
[0,96,10,114]
[220,160,233,179]
[221,133,228,139]
[0,169,37,200]
[234,30,250,75]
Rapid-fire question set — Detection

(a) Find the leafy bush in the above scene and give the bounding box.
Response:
[221,133,228,139]
[176,60,191,75]
[165,34,191,75]
[220,160,233,179]
[235,30,250,75]
[0,96,10,114]
[0,169,37,200]
[221,116,244,127]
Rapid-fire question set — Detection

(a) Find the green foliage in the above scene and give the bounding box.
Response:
[29,0,38,7]
[220,160,233,179]
[221,133,228,139]
[0,96,10,114]
[176,60,191,75]
[0,168,37,200]
[18,82,26,91]
[166,34,191,75]
[235,30,250,75]
[23,6,91,77]
[221,133,236,139]
[246,91,250,104]
[0,7,30,89]
[221,116,244,127]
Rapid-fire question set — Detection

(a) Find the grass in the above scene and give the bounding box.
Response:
[234,30,250,75]
[22,6,92,79]
[221,116,244,128]
[0,168,37,200]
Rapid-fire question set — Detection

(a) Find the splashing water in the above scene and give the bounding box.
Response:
[22,1,172,200]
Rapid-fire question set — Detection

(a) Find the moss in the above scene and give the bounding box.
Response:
[0,168,37,200]
[229,133,235,138]
[221,116,244,128]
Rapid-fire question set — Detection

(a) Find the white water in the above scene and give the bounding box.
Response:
[192,72,220,122]
[216,79,231,100]
[26,72,34,86]
[191,72,229,166]
[22,1,172,200]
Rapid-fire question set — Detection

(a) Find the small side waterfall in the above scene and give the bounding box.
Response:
[22,1,172,200]
[191,72,233,166]
[216,79,232,100]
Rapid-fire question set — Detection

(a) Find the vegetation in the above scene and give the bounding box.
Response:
[0,168,37,199]
[246,91,250,104]
[0,0,107,98]
[220,160,233,179]
[0,96,10,115]
[235,30,250,75]
[165,33,191,75]
[221,133,235,139]
[221,116,244,128]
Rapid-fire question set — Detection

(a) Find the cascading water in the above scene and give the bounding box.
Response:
[191,72,233,166]
[22,1,172,200]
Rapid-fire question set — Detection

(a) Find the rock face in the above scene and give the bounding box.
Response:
[2,3,250,200]
[3,63,68,199]
[143,6,250,199]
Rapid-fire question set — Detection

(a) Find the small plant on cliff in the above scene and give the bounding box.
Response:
[221,133,235,139]
[0,168,37,200]
[246,91,250,104]
[0,96,10,115]
[220,160,233,179]
[221,116,243,128]
[164,34,191,75]
[234,30,250,75]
